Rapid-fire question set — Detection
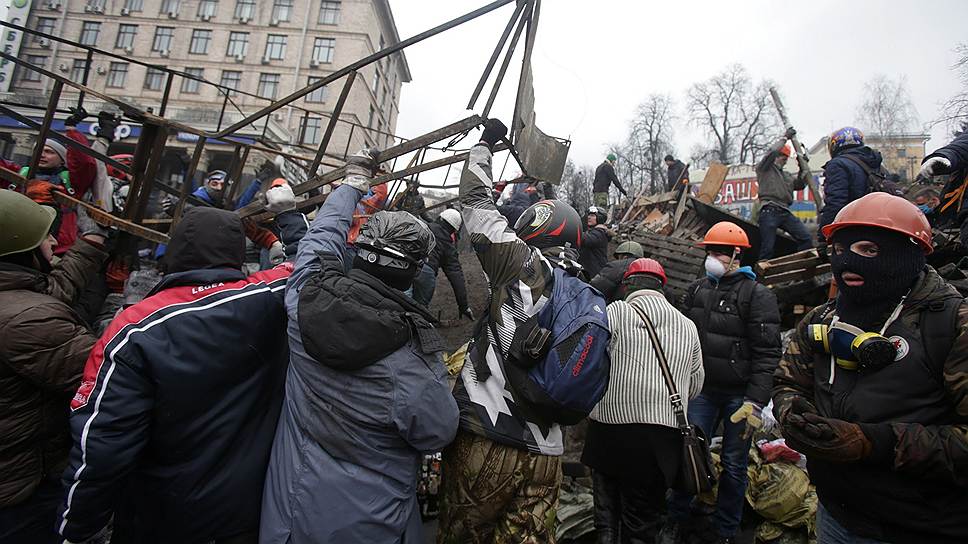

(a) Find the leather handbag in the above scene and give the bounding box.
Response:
[629,303,716,494]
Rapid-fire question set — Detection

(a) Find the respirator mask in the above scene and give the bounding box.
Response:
[808,297,907,372]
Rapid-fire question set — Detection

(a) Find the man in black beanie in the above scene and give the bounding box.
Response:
[773,192,968,544]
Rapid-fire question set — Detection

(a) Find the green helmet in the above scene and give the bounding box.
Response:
[606,153,617,162]
[0,190,56,258]
[614,241,644,259]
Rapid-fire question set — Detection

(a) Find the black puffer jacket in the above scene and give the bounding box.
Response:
[426,220,468,312]
[579,225,611,280]
[590,257,634,302]
[680,271,781,403]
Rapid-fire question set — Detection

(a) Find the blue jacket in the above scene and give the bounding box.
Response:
[260,184,459,544]
[819,146,881,240]
[58,266,291,543]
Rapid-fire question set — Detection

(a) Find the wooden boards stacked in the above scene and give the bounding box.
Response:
[755,248,830,286]
[634,231,705,300]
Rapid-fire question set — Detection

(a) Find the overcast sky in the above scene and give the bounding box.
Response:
[391,0,967,174]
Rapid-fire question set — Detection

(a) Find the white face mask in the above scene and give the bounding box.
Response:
[704,255,727,278]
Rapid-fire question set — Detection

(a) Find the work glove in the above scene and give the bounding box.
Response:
[480,118,508,150]
[460,307,475,321]
[268,241,286,266]
[729,400,764,440]
[25,179,64,206]
[161,195,176,216]
[784,126,797,140]
[256,158,278,180]
[96,110,120,143]
[266,183,296,213]
[783,412,893,464]
[920,156,951,178]
[343,147,381,193]
[64,106,88,127]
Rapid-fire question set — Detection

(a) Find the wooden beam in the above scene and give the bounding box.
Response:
[53,192,170,244]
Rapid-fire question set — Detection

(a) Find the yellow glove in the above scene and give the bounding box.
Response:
[729,401,764,440]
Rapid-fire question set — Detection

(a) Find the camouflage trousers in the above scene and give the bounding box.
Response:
[593,192,609,207]
[437,429,562,544]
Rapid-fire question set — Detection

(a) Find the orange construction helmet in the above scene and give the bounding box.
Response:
[820,192,933,254]
[269,177,288,188]
[697,221,751,249]
[778,142,793,158]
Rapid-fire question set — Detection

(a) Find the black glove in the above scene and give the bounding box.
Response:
[480,118,508,150]
[65,106,89,127]
[256,159,277,180]
[784,126,797,140]
[96,111,120,142]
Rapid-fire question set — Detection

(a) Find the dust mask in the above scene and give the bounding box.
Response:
[704,255,727,279]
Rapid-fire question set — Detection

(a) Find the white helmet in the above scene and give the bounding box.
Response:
[439,208,463,232]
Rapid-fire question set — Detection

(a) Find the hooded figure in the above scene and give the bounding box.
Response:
[58,207,292,544]
[260,150,458,544]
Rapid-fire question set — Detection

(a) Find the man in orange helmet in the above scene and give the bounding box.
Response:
[667,221,781,544]
[774,193,968,543]
[756,128,813,259]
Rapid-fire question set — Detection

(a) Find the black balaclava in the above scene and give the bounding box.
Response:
[204,186,225,208]
[830,226,925,328]
[353,255,418,291]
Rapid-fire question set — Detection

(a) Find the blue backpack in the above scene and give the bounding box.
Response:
[497,268,612,425]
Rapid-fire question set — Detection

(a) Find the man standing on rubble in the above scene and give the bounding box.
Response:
[817,127,882,246]
[260,149,458,543]
[668,221,781,544]
[58,205,291,543]
[920,130,968,247]
[665,154,689,196]
[756,128,813,259]
[439,119,609,543]
[593,153,628,207]
[590,240,645,302]
[580,205,612,279]
[774,192,968,544]
[0,190,107,543]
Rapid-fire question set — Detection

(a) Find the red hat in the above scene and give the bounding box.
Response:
[269,177,288,188]
[623,258,667,285]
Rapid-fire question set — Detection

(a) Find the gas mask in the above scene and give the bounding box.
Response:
[808,297,907,372]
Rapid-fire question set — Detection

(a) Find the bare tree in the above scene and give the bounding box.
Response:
[557,159,593,213]
[935,43,968,136]
[686,64,778,165]
[856,74,919,138]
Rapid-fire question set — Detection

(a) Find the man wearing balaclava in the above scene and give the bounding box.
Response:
[774,192,968,544]
[669,221,781,544]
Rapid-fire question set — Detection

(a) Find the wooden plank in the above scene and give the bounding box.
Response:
[52,191,170,244]
[757,248,819,267]
[762,264,831,286]
[696,162,728,204]
[637,236,706,258]
[758,258,822,277]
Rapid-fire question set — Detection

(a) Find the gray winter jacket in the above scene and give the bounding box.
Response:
[756,137,810,208]
[259,183,459,544]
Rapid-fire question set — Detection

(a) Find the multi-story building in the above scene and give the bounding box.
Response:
[807,132,930,182]
[2,0,409,185]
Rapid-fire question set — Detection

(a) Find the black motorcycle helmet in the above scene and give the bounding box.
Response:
[513,199,583,249]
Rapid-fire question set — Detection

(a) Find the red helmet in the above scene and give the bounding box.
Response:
[514,199,583,249]
[820,192,933,254]
[106,154,133,182]
[623,258,667,285]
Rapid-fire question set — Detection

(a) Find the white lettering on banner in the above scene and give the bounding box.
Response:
[88,123,132,141]
[191,283,225,295]
[0,2,31,93]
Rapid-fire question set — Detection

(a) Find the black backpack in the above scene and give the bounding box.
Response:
[841,154,904,197]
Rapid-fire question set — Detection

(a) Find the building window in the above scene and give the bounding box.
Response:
[35,17,56,40]
[22,55,46,82]
[257,73,280,99]
[234,0,256,20]
[79,22,100,46]
[123,0,144,11]
[306,76,327,102]
[160,0,180,15]
[300,116,322,144]
[152,27,175,52]
[190,30,212,54]
[116,24,137,49]
[144,67,165,90]
[181,67,203,93]
[271,0,292,22]
[220,70,242,95]
[896,148,907,158]
[367,105,375,128]
[197,0,218,18]
[87,0,106,10]
[70,59,89,82]
[226,32,249,57]
[106,62,128,88]
[264,34,286,61]
[318,1,340,25]
[311,38,335,64]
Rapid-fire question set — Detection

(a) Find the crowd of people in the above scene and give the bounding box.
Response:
[1,113,967,544]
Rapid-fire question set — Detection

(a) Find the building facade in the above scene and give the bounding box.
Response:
[3,0,409,186]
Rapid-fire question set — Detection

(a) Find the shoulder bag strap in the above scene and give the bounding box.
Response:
[628,302,690,427]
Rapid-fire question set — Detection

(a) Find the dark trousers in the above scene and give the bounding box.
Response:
[758,204,812,260]
[669,392,752,538]
[411,263,436,307]
[592,471,667,544]
[0,472,63,544]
